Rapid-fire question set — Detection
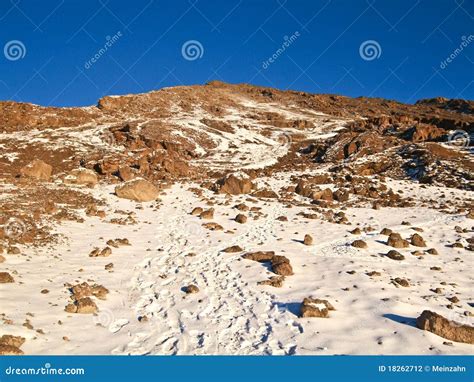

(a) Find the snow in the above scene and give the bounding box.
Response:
[1,175,472,355]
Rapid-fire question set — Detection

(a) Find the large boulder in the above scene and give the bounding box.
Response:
[416,310,474,344]
[213,173,254,195]
[19,159,52,181]
[115,178,159,202]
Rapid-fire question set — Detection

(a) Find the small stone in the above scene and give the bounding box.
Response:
[184,284,199,294]
[303,234,313,245]
[394,277,410,287]
[235,214,247,224]
[222,245,243,253]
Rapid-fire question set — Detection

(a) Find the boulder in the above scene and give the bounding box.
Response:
[20,159,52,181]
[351,240,368,249]
[416,310,474,344]
[387,233,409,248]
[235,214,247,224]
[0,272,14,283]
[0,344,23,355]
[115,178,159,202]
[300,297,335,318]
[214,173,254,195]
[271,255,293,276]
[199,208,214,219]
[65,297,98,314]
[411,233,427,247]
[0,335,25,348]
[386,250,405,261]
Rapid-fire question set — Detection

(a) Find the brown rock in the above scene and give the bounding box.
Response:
[386,250,405,261]
[271,255,293,276]
[0,344,24,355]
[20,159,52,181]
[235,214,247,224]
[351,240,368,249]
[191,207,203,216]
[199,208,214,219]
[411,233,426,247]
[394,277,410,287]
[115,178,159,202]
[202,222,223,231]
[214,173,253,195]
[416,310,474,344]
[300,297,335,318]
[387,233,409,248]
[0,272,14,283]
[64,168,98,186]
[303,234,313,245]
[350,228,362,235]
[427,248,439,255]
[257,276,285,288]
[184,284,199,294]
[76,297,98,314]
[222,245,243,253]
[117,166,136,181]
[380,228,393,235]
[242,251,275,262]
[0,335,25,348]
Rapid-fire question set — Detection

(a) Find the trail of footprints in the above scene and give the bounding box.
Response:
[114,196,301,355]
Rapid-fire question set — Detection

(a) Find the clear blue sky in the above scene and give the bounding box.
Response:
[0,0,473,107]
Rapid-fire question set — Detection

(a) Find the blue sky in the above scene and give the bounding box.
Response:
[0,0,473,107]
